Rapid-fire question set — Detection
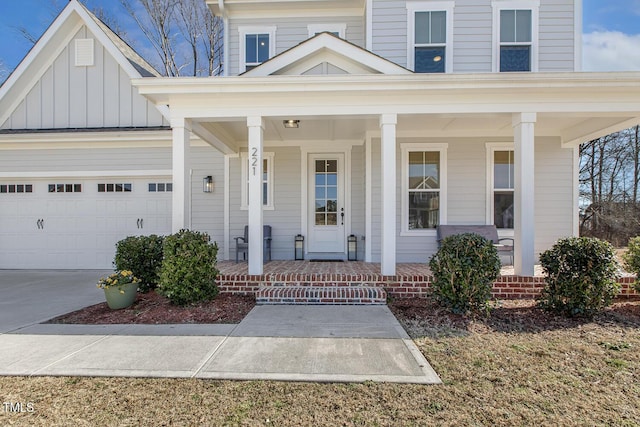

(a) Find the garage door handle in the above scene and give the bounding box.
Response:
[36,219,44,229]
[137,218,144,229]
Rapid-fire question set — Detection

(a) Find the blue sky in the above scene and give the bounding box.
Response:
[1,0,640,74]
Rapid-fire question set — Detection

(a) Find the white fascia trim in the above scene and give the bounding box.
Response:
[238,26,277,73]
[0,170,172,179]
[400,142,448,237]
[308,23,347,38]
[485,142,514,228]
[491,0,540,73]
[574,0,583,71]
[406,1,455,73]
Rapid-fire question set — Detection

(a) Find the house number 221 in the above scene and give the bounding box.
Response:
[251,148,258,176]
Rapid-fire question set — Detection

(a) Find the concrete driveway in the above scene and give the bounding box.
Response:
[0,270,110,333]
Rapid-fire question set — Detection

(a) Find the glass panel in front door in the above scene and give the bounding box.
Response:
[315,160,338,226]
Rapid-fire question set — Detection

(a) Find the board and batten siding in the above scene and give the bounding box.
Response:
[1,25,166,130]
[370,136,575,263]
[227,16,365,76]
[370,0,576,73]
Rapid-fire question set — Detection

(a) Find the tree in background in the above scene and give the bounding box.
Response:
[580,125,640,246]
[120,0,223,76]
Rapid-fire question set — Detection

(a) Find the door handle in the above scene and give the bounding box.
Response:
[140,218,143,229]
[341,208,344,225]
[136,219,140,229]
[36,219,44,229]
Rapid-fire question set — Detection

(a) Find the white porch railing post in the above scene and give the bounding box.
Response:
[171,118,191,233]
[513,112,537,276]
[380,114,397,276]
[247,116,264,275]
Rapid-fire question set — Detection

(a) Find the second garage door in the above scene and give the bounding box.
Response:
[0,178,172,269]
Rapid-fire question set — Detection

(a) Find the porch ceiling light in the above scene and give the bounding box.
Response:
[433,56,442,62]
[283,119,300,129]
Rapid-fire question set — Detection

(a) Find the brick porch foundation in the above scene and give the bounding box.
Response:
[217,261,639,300]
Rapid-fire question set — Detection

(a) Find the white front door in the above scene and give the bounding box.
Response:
[308,154,345,254]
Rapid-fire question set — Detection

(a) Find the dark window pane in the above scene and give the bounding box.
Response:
[500,46,530,72]
[431,11,446,44]
[515,10,532,42]
[415,47,445,73]
[257,34,270,62]
[106,184,114,192]
[0,185,6,193]
[57,184,65,193]
[408,192,440,229]
[8,185,16,193]
[74,184,82,192]
[98,184,105,192]
[500,10,516,43]
[25,185,32,193]
[65,184,73,192]
[415,12,431,44]
[494,192,514,229]
[115,184,123,192]
[124,183,132,192]
[245,34,257,63]
[49,184,55,193]
[315,213,325,225]
[158,183,165,192]
[166,183,172,192]
[149,183,156,192]
[494,151,514,189]
[17,185,24,193]
[327,213,337,225]
[263,182,268,205]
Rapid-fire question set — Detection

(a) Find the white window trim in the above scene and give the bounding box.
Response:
[406,1,454,73]
[307,23,347,39]
[401,143,448,236]
[238,26,277,73]
[491,0,540,72]
[486,142,515,235]
[240,151,275,210]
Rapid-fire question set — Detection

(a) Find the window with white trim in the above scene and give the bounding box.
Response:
[98,183,132,193]
[401,143,448,235]
[406,1,454,73]
[307,24,346,39]
[487,144,515,229]
[239,26,276,72]
[0,184,33,194]
[240,152,274,210]
[492,0,539,72]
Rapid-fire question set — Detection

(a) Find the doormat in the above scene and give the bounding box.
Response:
[309,259,344,262]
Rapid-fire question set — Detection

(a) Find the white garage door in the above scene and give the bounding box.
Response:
[0,178,172,269]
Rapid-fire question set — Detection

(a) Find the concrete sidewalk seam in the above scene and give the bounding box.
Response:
[30,334,111,377]
[190,322,241,378]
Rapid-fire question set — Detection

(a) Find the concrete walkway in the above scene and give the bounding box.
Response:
[0,271,441,384]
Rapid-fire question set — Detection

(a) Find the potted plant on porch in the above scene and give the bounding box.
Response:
[96,270,140,309]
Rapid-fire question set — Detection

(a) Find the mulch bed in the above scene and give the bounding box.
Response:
[46,291,256,325]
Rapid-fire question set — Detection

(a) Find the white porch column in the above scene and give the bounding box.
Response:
[247,116,264,275]
[171,118,191,232]
[380,114,397,275]
[513,113,537,276]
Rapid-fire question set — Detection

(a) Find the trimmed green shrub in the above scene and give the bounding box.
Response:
[538,237,620,317]
[428,233,501,314]
[114,235,164,293]
[622,236,640,292]
[158,229,219,306]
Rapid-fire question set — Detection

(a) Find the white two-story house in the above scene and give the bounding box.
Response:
[1,0,639,277]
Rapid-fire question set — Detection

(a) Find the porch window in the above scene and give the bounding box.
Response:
[239,26,276,72]
[492,1,539,72]
[486,144,515,229]
[401,143,448,235]
[240,152,274,210]
[406,2,454,73]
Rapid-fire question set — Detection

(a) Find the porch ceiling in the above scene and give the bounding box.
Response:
[192,112,639,149]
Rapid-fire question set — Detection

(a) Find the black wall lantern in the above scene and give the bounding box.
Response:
[348,234,357,261]
[203,176,213,193]
[295,234,304,260]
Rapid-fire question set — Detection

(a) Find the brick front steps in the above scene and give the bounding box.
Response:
[256,286,387,305]
[216,261,639,302]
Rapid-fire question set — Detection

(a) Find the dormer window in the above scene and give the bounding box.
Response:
[406,2,454,73]
[492,1,539,72]
[239,26,276,72]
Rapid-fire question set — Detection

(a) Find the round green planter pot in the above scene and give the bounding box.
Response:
[103,283,138,310]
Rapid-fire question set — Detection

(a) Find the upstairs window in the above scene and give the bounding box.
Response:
[492,1,539,72]
[239,27,276,72]
[407,2,454,73]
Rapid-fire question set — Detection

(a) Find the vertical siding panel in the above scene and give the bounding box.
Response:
[131,88,148,126]
[87,34,105,127]
[103,52,120,127]
[118,68,132,127]
[10,100,27,129]
[25,81,42,128]
[40,67,55,128]
[69,27,88,128]
[53,46,70,128]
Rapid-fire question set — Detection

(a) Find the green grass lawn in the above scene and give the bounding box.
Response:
[1,299,639,426]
